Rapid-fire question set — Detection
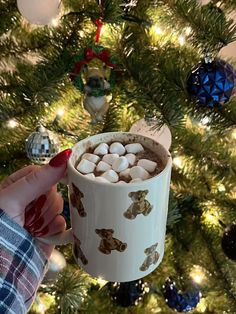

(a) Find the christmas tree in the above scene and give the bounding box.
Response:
[1,0,236,313]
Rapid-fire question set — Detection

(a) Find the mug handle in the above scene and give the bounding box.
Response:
[37,228,74,245]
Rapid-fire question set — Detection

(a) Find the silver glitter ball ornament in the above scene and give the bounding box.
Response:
[25,125,60,164]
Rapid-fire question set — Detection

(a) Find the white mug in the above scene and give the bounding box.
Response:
[40,132,172,282]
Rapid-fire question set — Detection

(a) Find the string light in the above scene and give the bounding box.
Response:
[232,130,236,140]
[199,117,210,126]
[50,18,59,27]
[153,25,163,35]
[56,108,65,118]
[218,183,226,192]
[7,119,18,128]
[178,35,185,46]
[185,27,192,36]
[203,211,220,226]
[173,156,184,169]
[37,302,46,314]
[97,277,107,287]
[190,265,206,284]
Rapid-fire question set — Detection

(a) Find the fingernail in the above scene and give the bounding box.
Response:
[24,195,46,226]
[28,216,45,232]
[35,194,47,210]
[34,226,49,237]
[49,149,72,168]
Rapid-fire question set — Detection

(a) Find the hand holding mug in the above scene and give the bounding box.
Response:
[0,149,72,258]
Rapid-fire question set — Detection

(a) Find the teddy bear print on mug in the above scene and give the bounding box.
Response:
[73,235,88,265]
[139,242,160,271]
[70,183,87,217]
[96,229,127,255]
[123,190,153,220]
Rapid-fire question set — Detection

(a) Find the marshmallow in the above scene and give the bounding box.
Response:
[96,161,111,172]
[102,153,119,165]
[82,153,100,164]
[130,178,143,183]
[119,168,131,179]
[130,166,150,180]
[112,156,129,172]
[95,176,109,183]
[77,159,96,174]
[125,143,144,154]
[137,159,157,173]
[116,181,127,184]
[94,143,109,155]
[101,169,119,183]
[84,173,95,180]
[109,142,126,155]
[125,153,136,166]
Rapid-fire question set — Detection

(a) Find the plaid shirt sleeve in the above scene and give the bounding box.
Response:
[0,209,48,314]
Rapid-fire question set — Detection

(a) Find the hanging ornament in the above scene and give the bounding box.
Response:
[70,45,121,124]
[187,57,236,107]
[62,200,71,228]
[25,125,60,164]
[17,0,61,25]
[163,279,201,312]
[42,249,67,284]
[221,224,236,260]
[107,279,149,307]
[130,115,172,151]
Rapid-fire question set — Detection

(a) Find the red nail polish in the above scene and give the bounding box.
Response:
[28,216,45,232]
[34,226,49,237]
[24,195,46,226]
[49,149,72,168]
[35,194,47,210]
[25,207,36,226]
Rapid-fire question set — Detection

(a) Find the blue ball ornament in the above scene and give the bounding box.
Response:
[62,200,71,227]
[163,279,201,312]
[187,59,236,107]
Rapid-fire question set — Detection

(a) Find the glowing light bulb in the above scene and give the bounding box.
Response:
[199,117,210,126]
[56,108,65,117]
[97,277,107,287]
[232,130,236,140]
[178,35,185,46]
[190,265,206,284]
[50,18,59,27]
[218,184,226,192]
[173,156,184,169]
[37,302,46,314]
[7,119,18,128]
[204,212,219,226]
[185,27,192,36]
[154,26,163,35]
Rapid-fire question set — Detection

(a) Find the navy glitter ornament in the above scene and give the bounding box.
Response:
[62,200,71,228]
[187,58,236,107]
[221,224,236,260]
[163,279,201,312]
[107,279,148,307]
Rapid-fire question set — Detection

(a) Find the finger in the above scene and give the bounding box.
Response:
[0,165,39,190]
[36,216,67,259]
[0,149,71,214]
[24,194,47,226]
[34,215,66,237]
[26,193,63,232]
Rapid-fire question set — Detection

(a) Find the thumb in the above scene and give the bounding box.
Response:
[0,149,72,211]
